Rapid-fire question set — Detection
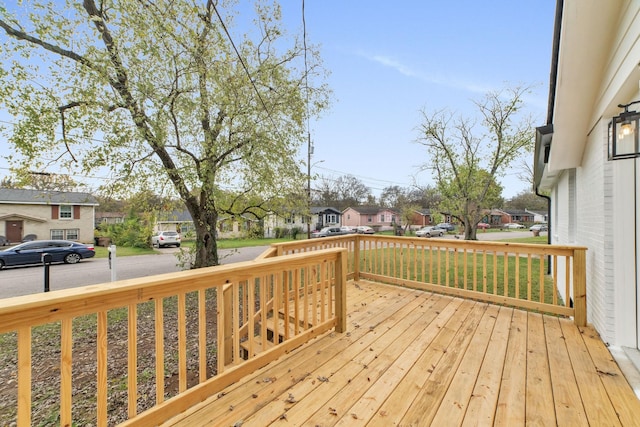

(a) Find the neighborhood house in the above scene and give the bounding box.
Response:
[0,188,98,244]
[341,206,398,231]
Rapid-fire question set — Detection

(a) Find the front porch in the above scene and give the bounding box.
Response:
[1,234,638,426]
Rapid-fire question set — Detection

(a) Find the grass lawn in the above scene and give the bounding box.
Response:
[501,235,549,244]
[94,233,548,259]
[93,237,297,258]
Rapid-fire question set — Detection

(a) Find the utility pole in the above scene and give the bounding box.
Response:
[307,133,312,239]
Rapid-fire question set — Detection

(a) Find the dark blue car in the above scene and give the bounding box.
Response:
[0,240,95,270]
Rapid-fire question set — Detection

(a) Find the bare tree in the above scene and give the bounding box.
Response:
[416,86,534,239]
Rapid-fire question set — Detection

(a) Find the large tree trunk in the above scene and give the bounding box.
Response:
[463,215,478,240]
[190,206,219,268]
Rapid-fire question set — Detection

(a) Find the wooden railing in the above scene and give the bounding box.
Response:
[0,248,347,427]
[268,234,587,325]
[0,233,587,426]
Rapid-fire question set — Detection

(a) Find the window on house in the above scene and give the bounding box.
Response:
[368,216,372,223]
[326,214,337,223]
[60,205,72,219]
[51,229,64,240]
[380,214,385,222]
[50,229,79,240]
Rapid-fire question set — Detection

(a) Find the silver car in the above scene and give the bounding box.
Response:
[151,231,182,248]
[415,226,444,238]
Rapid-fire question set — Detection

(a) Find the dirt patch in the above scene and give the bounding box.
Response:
[0,292,220,426]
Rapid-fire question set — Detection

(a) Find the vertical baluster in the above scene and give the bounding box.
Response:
[97,311,107,427]
[199,289,207,380]
[128,304,137,419]
[154,299,164,404]
[60,318,72,425]
[178,294,187,392]
[17,327,32,427]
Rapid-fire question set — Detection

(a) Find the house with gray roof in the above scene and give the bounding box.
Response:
[0,188,99,244]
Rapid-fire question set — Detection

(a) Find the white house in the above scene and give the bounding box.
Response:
[263,207,342,238]
[534,0,640,387]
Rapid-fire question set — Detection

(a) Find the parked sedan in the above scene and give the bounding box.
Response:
[355,226,375,234]
[415,226,444,238]
[340,226,356,234]
[0,240,95,270]
[529,223,548,232]
[311,226,346,238]
[151,231,181,248]
[504,223,525,229]
[436,223,455,232]
[477,222,490,229]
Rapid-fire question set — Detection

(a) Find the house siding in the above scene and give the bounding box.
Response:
[578,120,613,344]
[0,204,95,243]
[541,1,640,350]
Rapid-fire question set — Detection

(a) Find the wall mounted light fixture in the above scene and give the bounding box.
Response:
[609,100,640,160]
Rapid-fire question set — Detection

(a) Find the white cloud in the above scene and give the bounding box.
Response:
[359,51,496,95]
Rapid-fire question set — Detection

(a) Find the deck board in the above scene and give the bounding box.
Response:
[160,280,640,427]
[525,312,556,425]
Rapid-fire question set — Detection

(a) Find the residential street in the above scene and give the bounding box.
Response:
[0,245,270,299]
[0,231,535,299]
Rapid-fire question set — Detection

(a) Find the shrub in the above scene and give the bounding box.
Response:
[100,210,154,248]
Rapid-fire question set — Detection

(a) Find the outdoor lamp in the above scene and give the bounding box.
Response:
[609,100,640,160]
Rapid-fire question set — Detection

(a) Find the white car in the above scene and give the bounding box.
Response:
[355,226,375,234]
[151,231,181,248]
[415,226,444,237]
[504,223,525,229]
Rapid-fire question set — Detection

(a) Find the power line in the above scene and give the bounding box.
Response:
[314,165,415,188]
[210,2,281,135]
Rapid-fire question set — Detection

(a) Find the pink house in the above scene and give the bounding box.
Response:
[342,206,399,231]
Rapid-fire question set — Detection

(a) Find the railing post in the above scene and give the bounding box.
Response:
[573,248,587,326]
[353,235,360,281]
[335,249,348,333]
[223,285,233,365]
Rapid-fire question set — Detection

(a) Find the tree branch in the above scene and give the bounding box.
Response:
[0,19,96,69]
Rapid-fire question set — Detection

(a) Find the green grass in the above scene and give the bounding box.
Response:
[501,235,549,244]
[360,245,559,305]
[93,237,297,258]
[93,246,157,258]
[94,233,548,258]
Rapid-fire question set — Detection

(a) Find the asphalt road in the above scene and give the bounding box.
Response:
[0,231,536,299]
[0,245,270,299]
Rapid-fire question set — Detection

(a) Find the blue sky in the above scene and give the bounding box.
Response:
[0,1,556,199]
[281,1,556,198]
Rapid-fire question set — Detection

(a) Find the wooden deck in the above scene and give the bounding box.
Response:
[160,280,640,426]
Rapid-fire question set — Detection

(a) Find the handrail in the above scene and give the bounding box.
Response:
[0,248,347,427]
[266,233,587,325]
[0,233,588,426]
